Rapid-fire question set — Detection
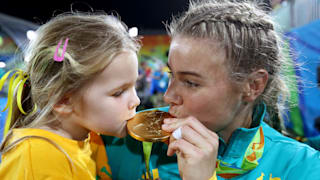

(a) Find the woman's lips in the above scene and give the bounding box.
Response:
[168,109,178,118]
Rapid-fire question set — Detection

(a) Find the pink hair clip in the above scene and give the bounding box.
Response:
[53,38,69,62]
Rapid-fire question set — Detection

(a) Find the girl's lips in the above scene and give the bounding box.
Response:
[127,112,137,121]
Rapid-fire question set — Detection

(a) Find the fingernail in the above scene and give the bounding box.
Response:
[162,124,168,129]
[164,118,172,123]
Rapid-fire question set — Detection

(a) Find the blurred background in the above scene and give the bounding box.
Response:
[0,0,319,144]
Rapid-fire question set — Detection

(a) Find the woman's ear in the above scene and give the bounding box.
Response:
[242,69,268,102]
[53,94,73,115]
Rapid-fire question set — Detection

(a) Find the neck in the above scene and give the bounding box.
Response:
[41,117,90,141]
[218,104,253,143]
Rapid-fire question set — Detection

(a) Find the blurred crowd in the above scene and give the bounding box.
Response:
[136,60,170,111]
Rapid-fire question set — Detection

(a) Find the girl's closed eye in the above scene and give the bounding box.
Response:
[112,89,125,97]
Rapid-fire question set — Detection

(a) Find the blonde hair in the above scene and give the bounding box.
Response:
[168,0,290,131]
[1,12,140,153]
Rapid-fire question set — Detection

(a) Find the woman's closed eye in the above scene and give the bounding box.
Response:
[183,79,199,88]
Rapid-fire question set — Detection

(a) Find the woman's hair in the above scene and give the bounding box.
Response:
[1,12,140,152]
[168,0,291,131]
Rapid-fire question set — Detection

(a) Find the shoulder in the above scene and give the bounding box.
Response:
[26,136,73,164]
[0,137,72,179]
[8,129,75,162]
[303,135,320,150]
[0,139,33,179]
[1,130,73,178]
[241,123,320,179]
[263,122,317,150]
[262,122,320,164]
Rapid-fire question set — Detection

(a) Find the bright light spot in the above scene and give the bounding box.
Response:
[26,30,37,40]
[129,27,138,37]
[24,54,31,62]
[0,62,6,68]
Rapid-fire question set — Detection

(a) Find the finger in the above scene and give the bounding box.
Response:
[182,117,218,141]
[167,138,201,157]
[163,117,218,144]
[163,118,219,149]
[168,138,217,180]
[162,118,179,133]
[176,125,215,151]
[163,117,176,124]
[208,129,219,139]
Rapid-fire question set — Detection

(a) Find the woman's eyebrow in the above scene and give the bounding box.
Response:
[177,71,202,78]
[167,62,202,78]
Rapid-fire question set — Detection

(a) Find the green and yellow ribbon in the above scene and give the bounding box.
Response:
[0,69,37,137]
[143,141,153,180]
[216,126,265,179]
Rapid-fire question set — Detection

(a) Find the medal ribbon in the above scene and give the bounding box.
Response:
[216,126,265,179]
[143,141,153,180]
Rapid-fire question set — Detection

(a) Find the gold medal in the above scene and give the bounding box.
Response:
[127,110,173,142]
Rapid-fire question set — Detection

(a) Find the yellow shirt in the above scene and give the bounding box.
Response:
[0,128,112,180]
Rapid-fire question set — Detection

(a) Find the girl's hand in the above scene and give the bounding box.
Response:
[162,116,219,180]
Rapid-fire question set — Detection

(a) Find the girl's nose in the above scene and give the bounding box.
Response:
[129,88,141,110]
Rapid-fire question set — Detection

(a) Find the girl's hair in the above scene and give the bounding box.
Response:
[168,0,290,131]
[1,12,140,153]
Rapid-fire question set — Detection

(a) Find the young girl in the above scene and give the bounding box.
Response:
[0,12,140,179]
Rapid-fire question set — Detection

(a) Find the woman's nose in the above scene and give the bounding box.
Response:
[163,82,182,106]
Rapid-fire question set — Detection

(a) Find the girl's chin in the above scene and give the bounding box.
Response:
[115,129,128,138]
[98,127,127,138]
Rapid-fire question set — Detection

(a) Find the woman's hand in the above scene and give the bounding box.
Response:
[162,116,219,180]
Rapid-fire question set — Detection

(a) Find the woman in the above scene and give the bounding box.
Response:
[104,1,320,179]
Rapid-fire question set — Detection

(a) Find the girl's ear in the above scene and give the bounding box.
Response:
[242,69,268,102]
[53,94,73,115]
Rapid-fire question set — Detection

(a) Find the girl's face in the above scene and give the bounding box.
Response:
[164,37,244,133]
[72,51,140,138]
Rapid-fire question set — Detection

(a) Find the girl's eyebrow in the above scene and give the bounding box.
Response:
[109,81,134,93]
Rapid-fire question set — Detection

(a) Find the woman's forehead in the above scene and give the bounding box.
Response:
[168,37,230,82]
[169,37,227,69]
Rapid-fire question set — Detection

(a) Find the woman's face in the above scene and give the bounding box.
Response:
[72,51,140,138]
[164,37,244,133]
